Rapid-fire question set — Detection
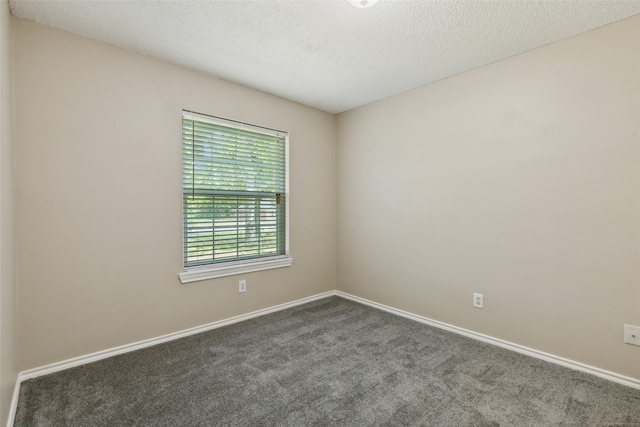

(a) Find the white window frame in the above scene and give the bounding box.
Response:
[179,111,292,284]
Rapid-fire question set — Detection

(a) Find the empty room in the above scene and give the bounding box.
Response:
[1,0,640,425]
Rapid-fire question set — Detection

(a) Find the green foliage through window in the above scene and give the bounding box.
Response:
[182,112,286,267]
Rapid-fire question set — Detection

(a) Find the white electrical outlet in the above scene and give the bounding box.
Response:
[473,293,483,309]
[238,280,246,293]
[624,324,640,346]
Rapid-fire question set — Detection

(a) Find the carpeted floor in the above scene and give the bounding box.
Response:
[14,296,640,426]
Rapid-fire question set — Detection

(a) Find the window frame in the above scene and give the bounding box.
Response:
[179,111,292,284]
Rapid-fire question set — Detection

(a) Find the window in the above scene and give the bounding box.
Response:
[179,111,292,283]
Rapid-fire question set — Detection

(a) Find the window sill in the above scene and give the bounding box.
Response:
[179,256,293,284]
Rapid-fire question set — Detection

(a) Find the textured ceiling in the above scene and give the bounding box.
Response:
[9,1,640,114]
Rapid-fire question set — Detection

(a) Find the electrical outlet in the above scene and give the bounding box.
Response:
[473,293,483,309]
[624,324,640,346]
[238,280,246,293]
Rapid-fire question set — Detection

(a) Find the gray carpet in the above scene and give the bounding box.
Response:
[14,296,640,426]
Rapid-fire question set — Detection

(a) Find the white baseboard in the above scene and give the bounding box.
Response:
[18,291,336,382]
[8,289,640,426]
[6,373,21,427]
[336,291,640,391]
[7,290,336,426]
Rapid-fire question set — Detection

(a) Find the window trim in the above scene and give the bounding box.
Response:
[179,255,293,283]
[179,111,292,284]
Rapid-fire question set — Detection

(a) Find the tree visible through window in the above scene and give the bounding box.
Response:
[182,112,287,268]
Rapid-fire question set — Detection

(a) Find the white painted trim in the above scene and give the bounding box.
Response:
[336,291,640,390]
[17,290,333,382]
[179,256,293,283]
[181,110,287,138]
[6,375,21,427]
[9,290,639,425]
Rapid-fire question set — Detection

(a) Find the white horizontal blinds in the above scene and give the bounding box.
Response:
[182,113,286,268]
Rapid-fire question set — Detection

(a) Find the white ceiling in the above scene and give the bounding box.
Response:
[9,1,640,114]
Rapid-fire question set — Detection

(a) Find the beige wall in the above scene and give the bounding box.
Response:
[0,0,16,423]
[13,18,336,370]
[337,15,640,379]
[9,8,640,385]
